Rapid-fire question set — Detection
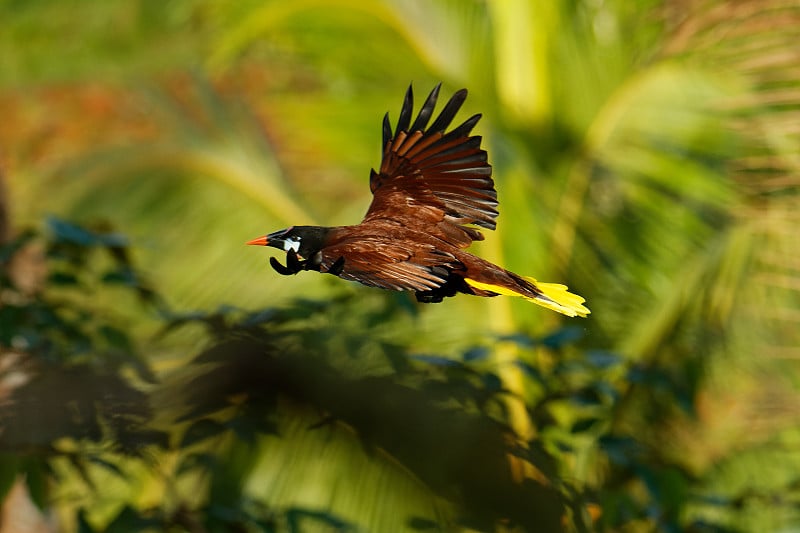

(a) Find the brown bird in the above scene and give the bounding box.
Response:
[247,84,589,317]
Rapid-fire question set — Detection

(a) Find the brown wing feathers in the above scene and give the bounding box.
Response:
[317,85,501,293]
[321,236,459,292]
[368,84,499,234]
[250,85,590,315]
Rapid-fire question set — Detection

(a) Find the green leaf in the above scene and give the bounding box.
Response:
[462,346,489,362]
[48,271,80,285]
[571,417,603,434]
[98,325,132,351]
[180,418,228,448]
[176,452,218,476]
[22,459,48,511]
[87,457,127,481]
[0,455,19,504]
[407,516,440,531]
[77,510,96,533]
[540,326,584,349]
[47,217,128,248]
[105,505,161,532]
[481,372,503,392]
[585,350,622,369]
[410,354,463,368]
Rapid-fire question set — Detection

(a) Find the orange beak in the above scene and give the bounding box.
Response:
[246,236,268,246]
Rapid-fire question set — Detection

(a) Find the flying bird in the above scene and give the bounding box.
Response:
[248,84,589,317]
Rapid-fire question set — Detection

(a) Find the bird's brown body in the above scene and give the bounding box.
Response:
[308,221,541,302]
[248,84,589,317]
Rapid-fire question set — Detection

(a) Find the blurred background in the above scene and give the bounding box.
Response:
[1,0,799,531]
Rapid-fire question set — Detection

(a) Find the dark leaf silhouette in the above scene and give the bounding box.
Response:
[162,304,567,532]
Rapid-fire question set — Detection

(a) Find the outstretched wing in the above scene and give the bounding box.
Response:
[363,84,498,248]
[319,235,461,292]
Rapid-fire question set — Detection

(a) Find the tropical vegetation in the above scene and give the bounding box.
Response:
[1,0,799,531]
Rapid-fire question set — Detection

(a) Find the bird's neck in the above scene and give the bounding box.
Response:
[294,225,336,257]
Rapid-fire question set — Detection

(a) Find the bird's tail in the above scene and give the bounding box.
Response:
[464,276,590,318]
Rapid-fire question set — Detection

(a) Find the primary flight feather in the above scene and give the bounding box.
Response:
[248,84,589,317]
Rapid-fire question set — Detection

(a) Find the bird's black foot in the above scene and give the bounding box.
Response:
[270,250,308,276]
[414,273,471,303]
[286,249,305,272]
[415,291,445,303]
[327,256,346,276]
[270,256,295,275]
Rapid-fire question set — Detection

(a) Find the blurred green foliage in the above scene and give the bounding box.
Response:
[1,0,800,531]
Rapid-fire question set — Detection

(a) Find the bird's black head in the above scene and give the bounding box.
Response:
[246,225,332,259]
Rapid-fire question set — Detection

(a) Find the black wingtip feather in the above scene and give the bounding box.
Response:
[382,112,392,147]
[396,85,413,135]
[409,83,441,133]
[428,88,468,133]
[442,113,482,142]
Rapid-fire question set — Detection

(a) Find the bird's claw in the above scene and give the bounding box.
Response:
[327,256,346,276]
[270,250,307,276]
[286,249,304,272]
[271,252,344,277]
[270,256,295,276]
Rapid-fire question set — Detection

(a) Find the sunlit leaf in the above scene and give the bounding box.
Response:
[86,457,127,481]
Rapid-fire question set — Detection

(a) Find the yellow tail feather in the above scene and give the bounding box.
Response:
[464,277,590,318]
